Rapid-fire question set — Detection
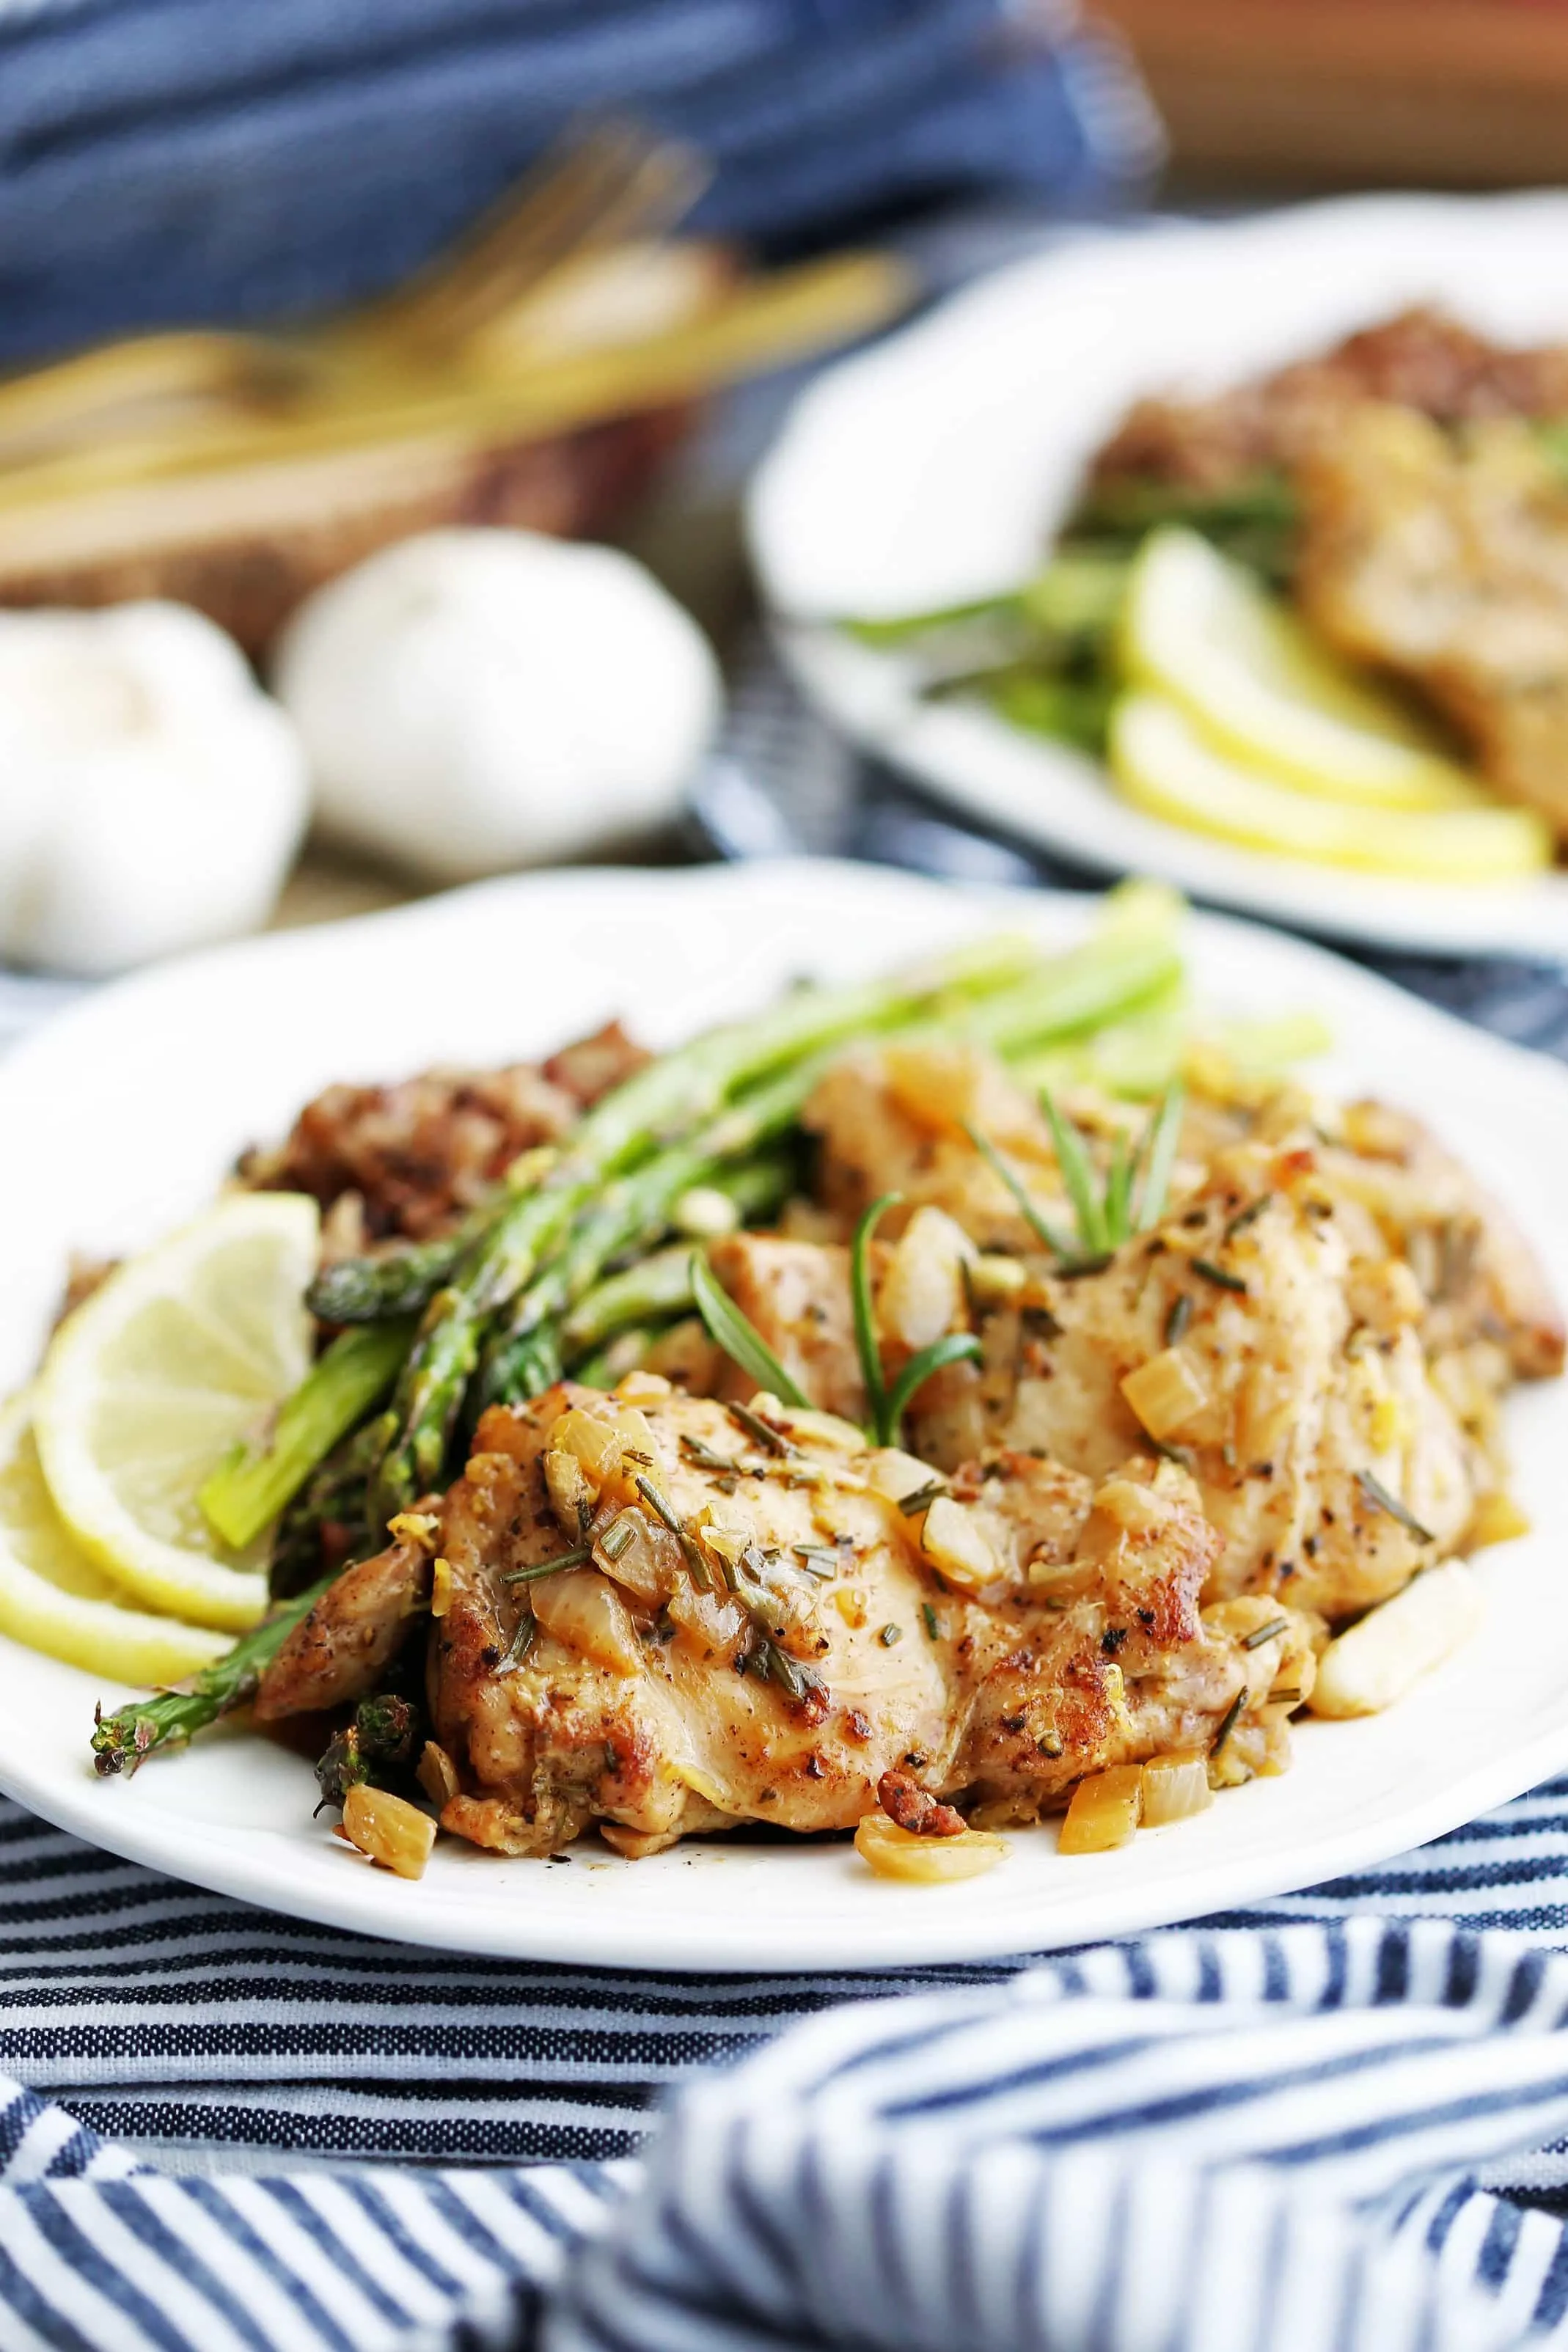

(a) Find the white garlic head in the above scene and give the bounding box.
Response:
[272,528,722,882]
[0,601,309,975]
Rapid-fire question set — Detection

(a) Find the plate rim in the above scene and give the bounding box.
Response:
[2,857,1567,1968]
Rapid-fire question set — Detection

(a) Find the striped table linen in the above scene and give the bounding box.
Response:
[8,1781,1568,2346]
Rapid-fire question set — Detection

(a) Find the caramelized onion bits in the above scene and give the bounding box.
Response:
[665,1581,746,1656]
[531,1568,644,1675]
[340,1784,437,1881]
[854,1814,1005,1883]
[1058,1763,1143,1855]
[920,1495,1000,1592]
[592,1508,672,1606]
[1121,1346,1209,1443]
[1139,1751,1213,1828]
[876,1767,966,1837]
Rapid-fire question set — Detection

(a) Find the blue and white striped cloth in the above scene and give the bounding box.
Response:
[12,1779,1568,2348]
[0,0,1159,363]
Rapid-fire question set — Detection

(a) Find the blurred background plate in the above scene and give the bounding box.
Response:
[747,192,1568,956]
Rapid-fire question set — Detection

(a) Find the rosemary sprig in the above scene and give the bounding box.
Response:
[964,1122,1076,1259]
[502,1544,592,1583]
[634,1472,713,1589]
[1355,1468,1436,1546]
[1211,1688,1245,1755]
[851,1193,898,1438]
[966,1077,1184,1277]
[1041,1090,1109,1253]
[1242,1616,1289,1652]
[882,1333,983,1444]
[726,1399,796,1457]
[1134,1080,1185,1234]
[690,1250,810,1409]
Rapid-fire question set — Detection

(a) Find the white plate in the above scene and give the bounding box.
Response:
[747,194,1568,958]
[1,860,1566,1969]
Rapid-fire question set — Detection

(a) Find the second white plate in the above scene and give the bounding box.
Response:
[748,194,1568,958]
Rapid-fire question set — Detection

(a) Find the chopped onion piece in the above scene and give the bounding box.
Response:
[1120,1347,1209,1442]
[1140,1751,1213,1828]
[1058,1764,1143,1854]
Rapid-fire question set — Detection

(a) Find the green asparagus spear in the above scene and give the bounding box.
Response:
[91,1566,341,1775]
[561,1242,701,1357]
[199,1317,414,1553]
[477,1095,810,1407]
[372,937,1041,1514]
[306,1148,554,1325]
[315,932,1036,1339]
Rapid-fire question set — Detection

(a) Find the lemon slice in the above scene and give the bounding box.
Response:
[1110,692,1553,882]
[1121,527,1483,810]
[0,1388,229,1683]
[35,1192,318,1630]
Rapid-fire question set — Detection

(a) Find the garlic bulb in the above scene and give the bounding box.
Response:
[0,602,308,975]
[272,529,722,881]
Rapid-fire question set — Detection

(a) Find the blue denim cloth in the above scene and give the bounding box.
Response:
[0,0,1159,360]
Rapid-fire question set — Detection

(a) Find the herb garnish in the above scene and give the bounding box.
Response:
[634,1474,713,1589]
[726,1399,797,1457]
[503,1543,592,1584]
[690,1251,810,1409]
[1242,1616,1289,1651]
[1163,1294,1193,1346]
[1224,1193,1273,1240]
[1355,1468,1435,1545]
[1190,1258,1248,1294]
[897,1479,948,1517]
[1211,1689,1245,1755]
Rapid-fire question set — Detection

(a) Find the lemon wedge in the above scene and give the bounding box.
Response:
[34,1193,318,1630]
[1110,692,1553,882]
[0,1388,229,1682]
[1121,527,1483,810]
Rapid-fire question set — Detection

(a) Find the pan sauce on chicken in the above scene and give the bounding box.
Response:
[252,1030,1558,1867]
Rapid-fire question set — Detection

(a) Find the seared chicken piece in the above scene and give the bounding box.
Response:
[1090,307,1568,502]
[746,1047,1560,1621]
[255,1525,433,1720]
[423,1380,1298,1856]
[1297,404,1568,840]
[1313,1097,1564,1381]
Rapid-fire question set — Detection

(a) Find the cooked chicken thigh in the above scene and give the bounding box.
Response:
[415,1381,1300,1857]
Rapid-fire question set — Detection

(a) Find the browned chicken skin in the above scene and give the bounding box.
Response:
[255,1529,433,1720]
[415,1383,1304,1857]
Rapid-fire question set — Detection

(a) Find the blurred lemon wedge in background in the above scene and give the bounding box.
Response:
[34,1193,318,1630]
[1110,692,1553,881]
[1121,527,1484,811]
[0,1388,230,1682]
